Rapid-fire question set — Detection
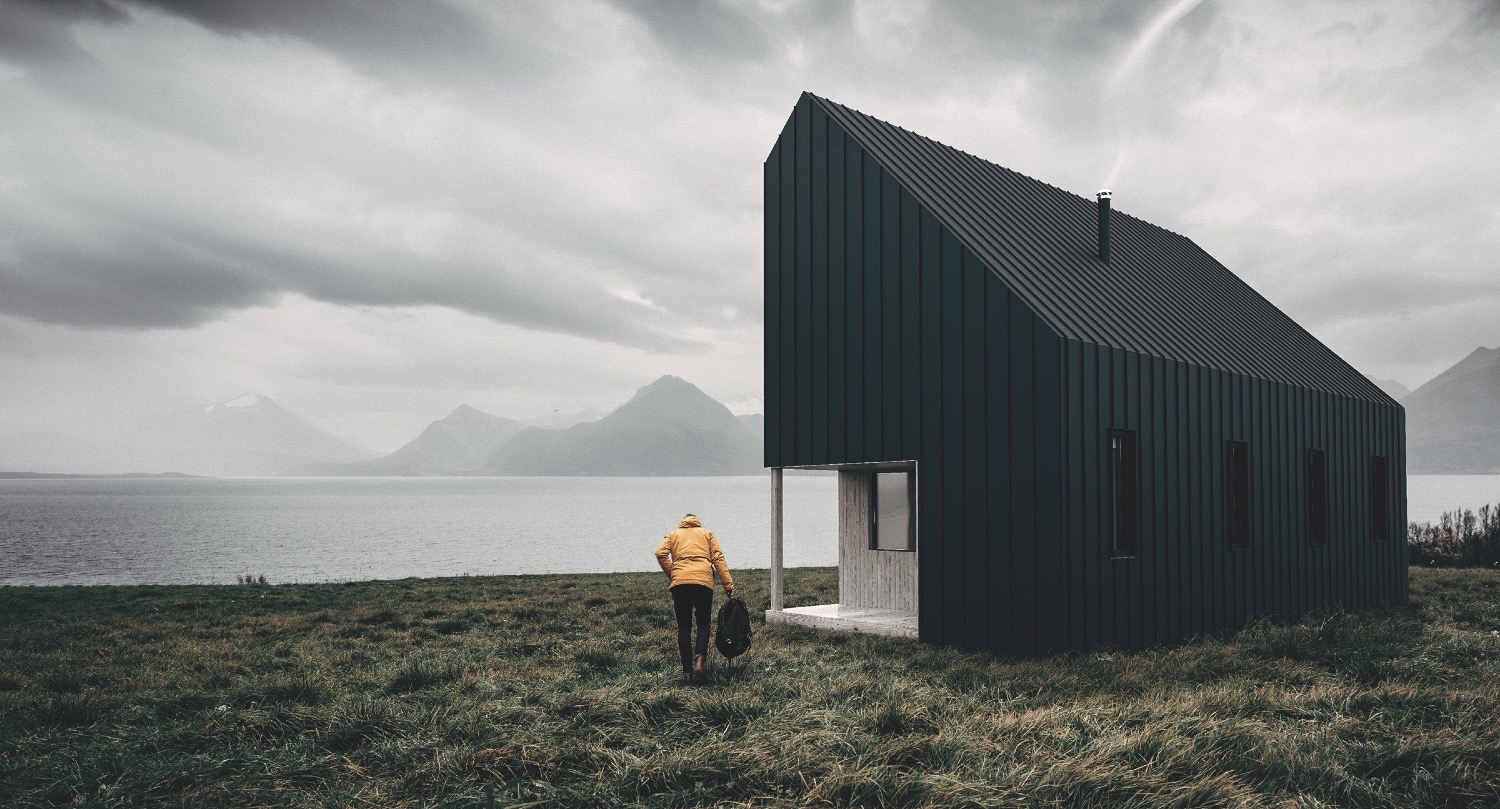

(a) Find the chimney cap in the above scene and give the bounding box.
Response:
[1097,189,1112,199]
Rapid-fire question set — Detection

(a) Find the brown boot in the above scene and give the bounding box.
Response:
[693,654,706,676]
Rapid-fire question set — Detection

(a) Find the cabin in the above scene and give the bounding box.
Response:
[762,93,1407,654]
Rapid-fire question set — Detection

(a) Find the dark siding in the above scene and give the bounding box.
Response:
[795,98,812,464]
[1055,345,1406,649]
[1065,340,1085,649]
[901,191,922,460]
[881,175,902,459]
[778,118,795,466]
[1151,355,1167,644]
[918,208,943,640]
[766,94,1405,654]
[763,145,780,468]
[1010,293,1038,654]
[986,277,1012,654]
[845,133,864,462]
[1034,316,1065,652]
[961,251,987,651]
[937,227,964,642]
[828,126,846,463]
[767,101,1066,651]
[810,103,829,466]
[863,153,882,462]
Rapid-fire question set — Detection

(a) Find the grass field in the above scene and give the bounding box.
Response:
[2,567,1498,808]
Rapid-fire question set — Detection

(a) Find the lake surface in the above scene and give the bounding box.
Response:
[1405,475,1500,524]
[0,476,837,586]
[2,474,1497,587]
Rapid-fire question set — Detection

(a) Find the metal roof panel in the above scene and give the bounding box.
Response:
[810,93,1391,403]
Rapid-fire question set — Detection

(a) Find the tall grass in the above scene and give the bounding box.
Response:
[2,568,1497,807]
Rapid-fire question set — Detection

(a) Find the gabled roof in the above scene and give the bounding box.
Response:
[811,93,1391,403]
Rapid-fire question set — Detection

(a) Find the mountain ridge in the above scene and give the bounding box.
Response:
[301,404,528,476]
[1404,347,1500,473]
[488,376,761,476]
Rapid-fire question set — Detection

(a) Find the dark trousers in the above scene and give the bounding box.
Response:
[670,584,713,673]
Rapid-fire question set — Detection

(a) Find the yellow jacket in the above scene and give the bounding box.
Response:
[655,516,733,591]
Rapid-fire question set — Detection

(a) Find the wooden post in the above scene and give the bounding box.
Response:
[771,467,784,613]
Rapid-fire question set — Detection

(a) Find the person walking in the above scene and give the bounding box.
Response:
[655,513,734,684]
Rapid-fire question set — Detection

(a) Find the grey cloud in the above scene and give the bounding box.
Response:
[0,0,125,65]
[0,239,272,329]
[1473,0,1500,27]
[609,0,776,66]
[0,198,706,350]
[3,0,1500,449]
[127,0,532,85]
[0,0,561,93]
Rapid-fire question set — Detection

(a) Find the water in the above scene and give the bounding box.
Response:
[1406,475,1500,525]
[0,475,837,586]
[3,474,1496,587]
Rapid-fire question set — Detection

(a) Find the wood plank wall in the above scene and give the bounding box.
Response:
[837,471,918,612]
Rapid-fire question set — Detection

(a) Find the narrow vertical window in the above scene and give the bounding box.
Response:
[1370,455,1389,542]
[872,470,915,551]
[1306,449,1328,546]
[1226,440,1250,550]
[1108,429,1138,557]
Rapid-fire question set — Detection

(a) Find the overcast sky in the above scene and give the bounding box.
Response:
[1,0,1497,452]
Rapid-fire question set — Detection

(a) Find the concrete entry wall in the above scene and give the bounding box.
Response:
[838,469,918,613]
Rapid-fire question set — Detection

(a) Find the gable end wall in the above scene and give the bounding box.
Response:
[766,94,1068,653]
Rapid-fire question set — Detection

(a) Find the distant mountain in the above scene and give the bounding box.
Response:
[489,376,761,476]
[738,413,764,446]
[125,394,374,477]
[303,404,525,476]
[1371,378,1411,401]
[1404,347,1500,473]
[522,408,602,430]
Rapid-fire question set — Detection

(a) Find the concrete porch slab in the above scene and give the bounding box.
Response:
[765,603,918,640]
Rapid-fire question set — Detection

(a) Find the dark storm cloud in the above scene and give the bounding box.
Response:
[0,0,563,96]
[2,0,1499,444]
[0,0,124,64]
[0,182,703,349]
[127,0,564,92]
[0,0,711,351]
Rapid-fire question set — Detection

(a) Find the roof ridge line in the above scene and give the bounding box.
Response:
[806,92,1194,242]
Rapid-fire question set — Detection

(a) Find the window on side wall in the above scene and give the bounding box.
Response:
[871,470,915,551]
[1307,448,1328,546]
[1108,429,1138,558]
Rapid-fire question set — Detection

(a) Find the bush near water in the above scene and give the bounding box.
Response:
[1409,502,1500,568]
[2,566,1498,807]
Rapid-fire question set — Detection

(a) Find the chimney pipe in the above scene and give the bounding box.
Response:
[1097,189,1112,264]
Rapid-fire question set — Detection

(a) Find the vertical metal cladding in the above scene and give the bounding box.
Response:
[766,93,1407,654]
[765,93,1065,652]
[1056,347,1407,651]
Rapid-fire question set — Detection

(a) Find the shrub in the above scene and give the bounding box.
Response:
[1408,503,1500,568]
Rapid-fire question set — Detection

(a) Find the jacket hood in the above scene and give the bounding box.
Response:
[678,515,702,528]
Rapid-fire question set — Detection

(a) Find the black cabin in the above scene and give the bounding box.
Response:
[762,93,1407,654]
